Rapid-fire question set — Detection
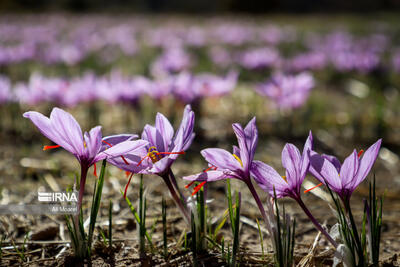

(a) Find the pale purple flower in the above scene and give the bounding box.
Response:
[107,105,195,176]
[173,71,238,103]
[255,72,315,110]
[309,139,382,202]
[251,131,313,199]
[238,47,281,70]
[23,107,148,170]
[183,117,258,184]
[23,107,148,211]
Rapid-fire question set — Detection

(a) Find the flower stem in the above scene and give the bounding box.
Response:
[168,169,187,203]
[161,174,190,224]
[246,180,273,236]
[296,197,338,248]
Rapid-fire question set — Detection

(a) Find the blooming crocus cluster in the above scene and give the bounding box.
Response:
[1,71,237,107]
[185,120,382,249]
[255,72,315,110]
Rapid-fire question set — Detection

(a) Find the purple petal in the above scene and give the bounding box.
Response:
[250,160,288,195]
[201,148,242,171]
[309,151,342,192]
[232,123,250,171]
[96,139,149,163]
[339,150,359,188]
[183,170,230,182]
[155,112,174,151]
[174,104,195,151]
[49,108,84,156]
[232,145,241,158]
[282,143,301,185]
[243,117,258,162]
[23,111,73,153]
[352,139,382,189]
[102,134,138,150]
[322,154,342,173]
[142,124,165,152]
[84,126,102,161]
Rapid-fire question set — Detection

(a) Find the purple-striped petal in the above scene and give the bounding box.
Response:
[201,148,242,171]
[339,150,359,188]
[183,170,231,182]
[155,112,174,151]
[351,139,382,189]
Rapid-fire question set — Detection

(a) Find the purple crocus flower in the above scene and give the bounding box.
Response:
[184,117,258,184]
[309,139,382,203]
[251,131,313,199]
[108,104,195,176]
[23,107,148,210]
[250,131,338,247]
[107,105,195,223]
[183,118,274,233]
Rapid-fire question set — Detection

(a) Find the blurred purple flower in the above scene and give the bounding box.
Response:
[238,47,281,69]
[255,72,315,110]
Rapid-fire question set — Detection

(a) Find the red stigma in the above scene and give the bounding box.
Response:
[43,145,61,151]
[358,149,364,158]
[304,182,323,193]
[93,163,97,177]
[191,181,207,196]
[123,172,134,199]
[185,180,196,189]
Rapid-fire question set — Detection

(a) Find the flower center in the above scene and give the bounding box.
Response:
[136,146,185,167]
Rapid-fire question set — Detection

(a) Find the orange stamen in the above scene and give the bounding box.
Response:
[304,183,323,193]
[93,163,97,177]
[185,180,196,189]
[123,172,134,199]
[192,181,207,196]
[137,150,185,167]
[43,145,61,151]
[358,149,364,158]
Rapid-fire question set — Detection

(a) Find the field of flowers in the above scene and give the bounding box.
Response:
[0,14,399,266]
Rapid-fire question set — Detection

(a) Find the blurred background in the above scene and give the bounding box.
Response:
[0,1,399,263]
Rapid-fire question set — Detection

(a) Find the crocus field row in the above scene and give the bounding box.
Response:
[0,71,316,109]
[23,105,383,265]
[1,16,400,74]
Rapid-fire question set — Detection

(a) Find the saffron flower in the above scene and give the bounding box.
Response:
[309,139,382,204]
[183,118,274,233]
[251,131,313,199]
[251,131,338,247]
[23,107,148,210]
[107,105,195,223]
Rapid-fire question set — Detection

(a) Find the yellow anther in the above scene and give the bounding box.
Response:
[281,176,287,183]
[232,154,243,167]
[146,146,161,163]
